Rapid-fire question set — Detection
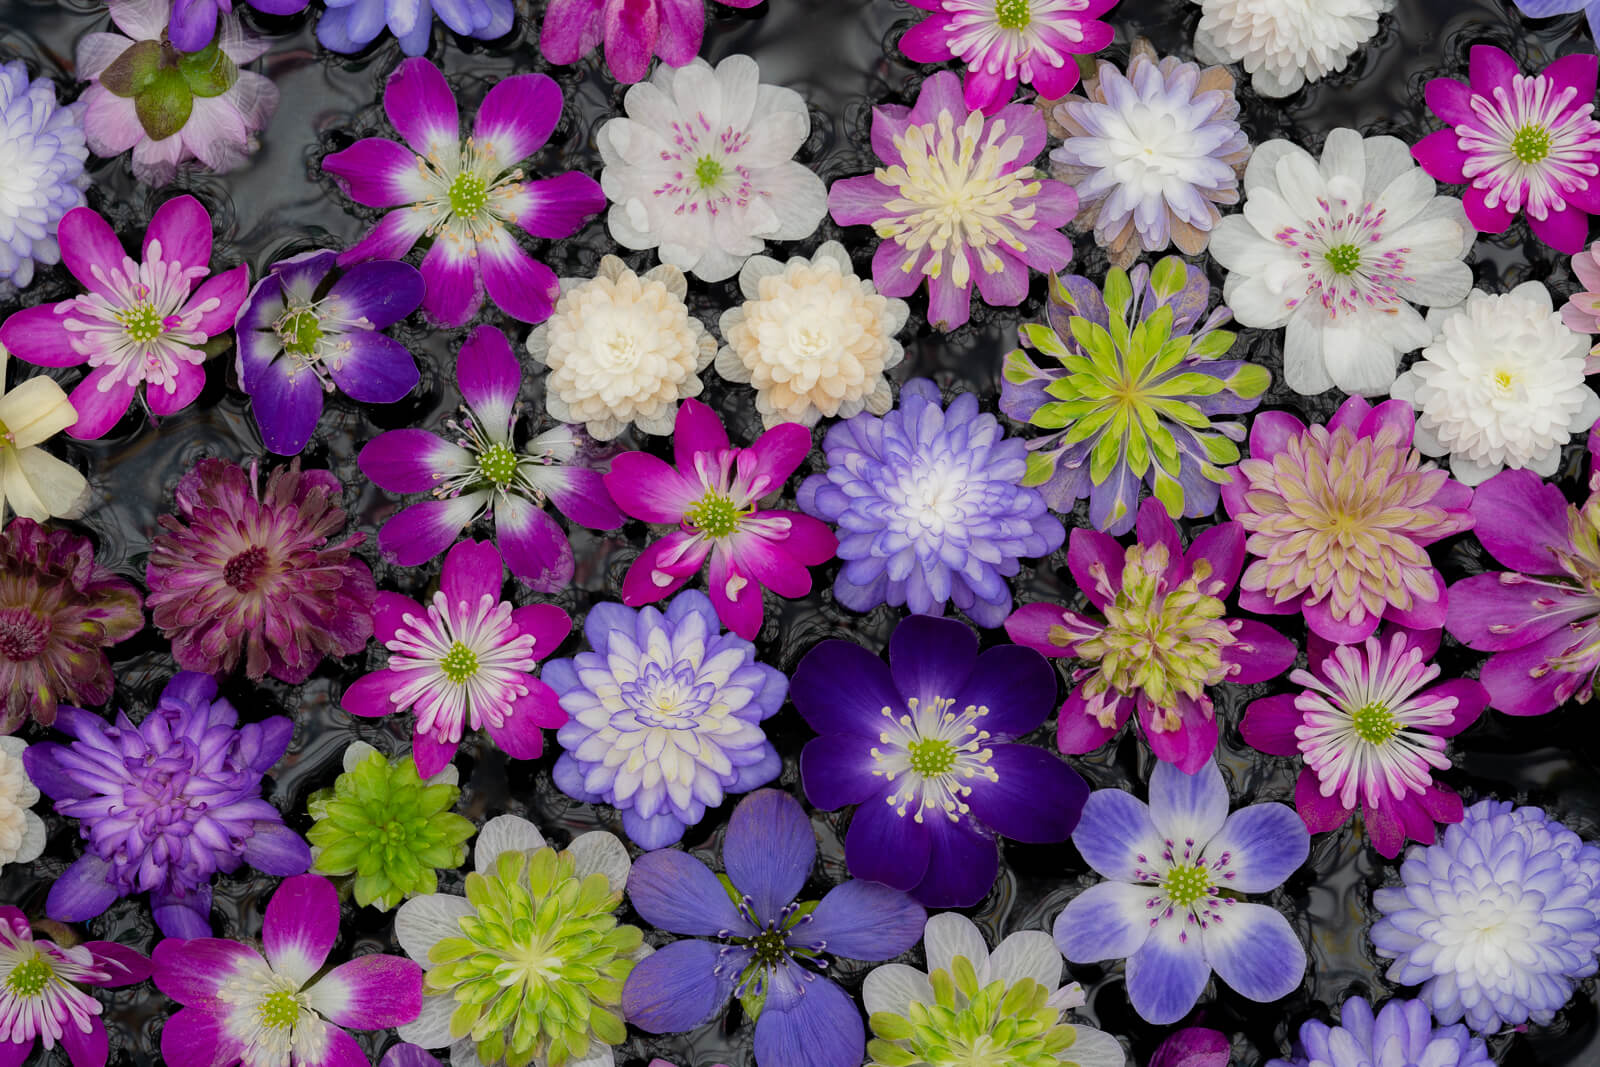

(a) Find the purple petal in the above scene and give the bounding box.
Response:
[384,58,460,158]
[911,816,998,908]
[725,789,815,923]
[799,733,880,810]
[1125,917,1211,1025]
[479,228,559,324]
[305,955,424,1029]
[1203,804,1308,893]
[889,614,978,706]
[1469,468,1572,574]
[263,874,339,985]
[753,973,865,1067]
[47,854,120,923]
[629,849,749,936]
[379,493,488,566]
[455,324,521,434]
[152,938,261,1006]
[544,466,626,530]
[22,742,95,800]
[621,939,733,1033]
[153,893,215,938]
[506,172,607,239]
[1240,695,1304,758]
[950,644,1056,738]
[1066,528,1126,610]
[472,73,561,162]
[965,744,1087,843]
[1446,572,1578,651]
[324,139,427,209]
[160,1007,245,1067]
[359,430,470,493]
[328,331,420,404]
[803,879,925,960]
[1149,1027,1232,1067]
[1200,901,1305,1003]
[1054,880,1157,963]
[495,494,574,592]
[240,821,312,876]
[419,238,482,326]
[1148,759,1231,846]
[1071,787,1163,881]
[1480,631,1573,716]
[339,209,431,265]
[844,795,931,893]
[791,639,903,737]
[1226,620,1299,684]
[327,259,425,328]
[249,358,325,456]
[379,1045,443,1067]
[145,195,213,272]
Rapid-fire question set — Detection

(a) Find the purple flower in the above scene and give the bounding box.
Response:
[380,1047,443,1067]
[1149,1026,1230,1067]
[1266,996,1491,1067]
[792,614,1088,907]
[798,378,1064,628]
[358,325,626,591]
[540,0,761,84]
[1054,759,1310,1025]
[162,0,312,52]
[323,58,605,327]
[622,789,926,1067]
[24,671,311,937]
[544,589,785,849]
[0,59,88,292]
[1516,0,1600,40]
[318,0,514,55]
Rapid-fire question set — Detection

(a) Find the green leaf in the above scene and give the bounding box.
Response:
[1019,322,1070,359]
[1043,375,1085,401]
[1003,347,1047,385]
[1029,401,1079,429]
[1149,256,1189,301]
[1151,467,1186,517]
[1201,433,1242,465]
[1229,361,1272,398]
[1022,450,1057,487]
[1149,397,1213,428]
[178,39,239,98]
[1088,430,1122,485]
[1125,421,1151,476]
[1159,371,1227,397]
[99,40,165,98]
[135,68,194,142]
[1102,267,1133,318]
[1188,329,1237,361]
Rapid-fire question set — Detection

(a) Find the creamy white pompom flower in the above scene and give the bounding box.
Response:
[1190,0,1396,98]
[0,737,44,871]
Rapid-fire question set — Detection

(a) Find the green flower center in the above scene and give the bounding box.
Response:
[6,954,51,997]
[1352,701,1400,745]
[684,491,748,538]
[906,738,958,777]
[118,301,165,344]
[749,929,790,968]
[1323,243,1362,275]
[994,0,1031,30]
[258,989,300,1030]
[439,641,480,685]
[277,309,324,360]
[1163,863,1212,908]
[693,156,725,189]
[1511,124,1552,165]
[477,443,519,487]
[449,172,490,218]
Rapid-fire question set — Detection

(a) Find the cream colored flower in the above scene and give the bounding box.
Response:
[526,256,714,440]
[0,344,86,522]
[0,737,45,869]
[715,241,909,428]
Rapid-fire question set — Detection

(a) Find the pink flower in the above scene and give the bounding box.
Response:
[539,0,761,84]
[604,399,837,639]
[1562,240,1600,350]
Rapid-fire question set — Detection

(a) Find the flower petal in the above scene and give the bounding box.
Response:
[804,879,925,960]
[1200,900,1305,1003]
[58,207,128,298]
[474,815,547,872]
[889,614,977,707]
[478,228,560,324]
[384,58,460,159]
[160,1007,245,1067]
[1072,786,1164,882]
[965,744,1087,844]
[725,789,815,923]
[378,493,488,568]
[912,816,998,908]
[621,939,732,1033]
[360,430,470,493]
[1203,804,1308,893]
[305,954,425,1029]
[753,973,864,1067]
[394,893,475,963]
[263,874,340,985]
[145,195,212,271]
[628,848,748,936]
[323,139,431,207]
[1147,759,1230,847]
[1125,916,1211,1025]
[153,938,265,1006]
[791,639,903,737]
[1053,881,1156,963]
[473,73,562,162]
[495,494,574,592]
[604,452,698,522]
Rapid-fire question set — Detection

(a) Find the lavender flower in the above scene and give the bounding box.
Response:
[0,60,88,291]
[317,0,513,55]
[160,0,311,52]
[1266,996,1491,1067]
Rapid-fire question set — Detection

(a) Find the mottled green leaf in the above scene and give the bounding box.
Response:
[1151,467,1186,517]
[1088,429,1122,484]
[99,39,165,98]
[1202,433,1242,465]
[1189,329,1237,361]
[178,39,239,97]
[134,69,193,141]
[1023,450,1057,487]
[1103,267,1133,319]
[1020,322,1070,358]
[1029,402,1078,429]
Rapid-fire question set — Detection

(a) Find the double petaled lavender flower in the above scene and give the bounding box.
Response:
[0,59,88,292]
[1266,996,1492,1067]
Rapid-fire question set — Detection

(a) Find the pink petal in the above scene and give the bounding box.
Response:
[337,208,431,265]
[359,429,472,493]
[1411,128,1469,184]
[1004,601,1076,659]
[152,938,265,1006]
[1294,767,1353,834]
[656,0,705,64]
[144,195,213,271]
[539,0,605,63]
[622,530,709,606]
[66,367,139,440]
[1542,52,1599,102]
[775,512,838,566]
[1467,45,1519,98]
[440,539,505,607]
[511,603,571,654]
[323,138,427,207]
[305,955,424,1029]
[963,65,1016,115]
[375,591,424,646]
[146,361,207,417]
[384,58,460,159]
[505,171,606,239]
[828,175,896,228]
[60,1015,107,1067]
[490,683,563,758]
[495,493,574,592]
[742,421,812,495]
[544,466,626,529]
[1428,679,1488,737]
[1303,594,1380,644]
[606,452,699,522]
[377,493,489,567]
[1247,410,1307,460]
[1056,685,1126,755]
[1066,528,1125,610]
[729,531,812,599]
[478,228,560,324]
[0,303,81,367]
[1184,521,1244,595]
[1240,695,1305,758]
[57,207,128,298]
[1423,77,1475,127]
[293,1020,370,1067]
[1227,620,1299,683]
[707,546,764,640]
[1139,695,1218,773]
[602,0,659,84]
[455,324,521,434]
[1480,632,1572,716]
[263,874,340,986]
[1356,398,1415,442]
[1463,183,1516,234]
[673,397,731,469]
[473,73,562,163]
[1469,467,1571,573]
[420,238,483,327]
[343,669,409,720]
[899,16,956,63]
[182,263,250,336]
[1530,203,1591,255]
[411,729,459,778]
[159,1007,245,1067]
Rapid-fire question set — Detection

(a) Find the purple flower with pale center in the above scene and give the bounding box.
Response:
[0,59,88,292]
[622,789,926,1067]
[161,0,312,52]
[1266,996,1491,1067]
[0,196,248,440]
[153,874,423,1067]
[23,671,311,937]
[540,0,761,84]
[359,325,626,592]
[317,0,514,55]
[323,58,605,327]
[1054,759,1310,1025]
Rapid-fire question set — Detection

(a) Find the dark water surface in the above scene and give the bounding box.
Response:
[2,0,1599,1063]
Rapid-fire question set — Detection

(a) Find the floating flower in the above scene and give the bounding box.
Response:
[324,58,604,327]
[24,671,310,936]
[306,741,476,911]
[154,0,313,51]
[1188,0,1395,98]
[1046,44,1249,268]
[395,815,644,1067]
[1265,996,1491,1067]
[0,59,88,291]
[829,71,1076,331]
[1000,257,1265,534]
[1006,498,1296,772]
[235,249,425,456]
[361,329,625,592]
[715,241,909,428]
[1219,395,1474,644]
[0,737,44,872]
[597,55,827,283]
[1369,798,1600,1032]
[1207,129,1474,396]
[154,873,423,1066]
[1055,759,1310,1025]
[1413,46,1600,254]
[341,539,570,778]
[604,398,836,640]
[622,789,926,1067]
[798,378,1064,628]
[0,518,141,731]
[146,457,376,684]
[1391,283,1600,485]
[543,589,784,849]
[318,0,514,55]
[0,345,87,522]
[1241,628,1487,857]
[382,1048,445,1067]
[526,255,715,441]
[1561,240,1600,352]
[1150,1027,1230,1067]
[541,0,760,83]
[1514,0,1600,41]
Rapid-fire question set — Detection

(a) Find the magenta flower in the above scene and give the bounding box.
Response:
[604,398,838,640]
[0,196,248,439]
[154,874,423,1067]
[539,0,761,84]
[323,58,605,327]
[1413,45,1600,254]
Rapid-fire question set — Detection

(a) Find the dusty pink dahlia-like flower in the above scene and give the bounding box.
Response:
[146,457,376,683]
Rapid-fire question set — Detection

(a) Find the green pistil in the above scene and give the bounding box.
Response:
[1352,701,1400,745]
[439,642,479,685]
[6,955,51,997]
[258,989,300,1030]
[1163,863,1211,908]
[449,172,489,218]
[1511,124,1552,165]
[693,156,725,189]
[748,929,790,968]
[1323,243,1362,276]
[477,443,519,487]
[117,302,164,344]
[684,492,747,538]
[907,738,957,777]
[993,0,1031,30]
[278,309,323,359]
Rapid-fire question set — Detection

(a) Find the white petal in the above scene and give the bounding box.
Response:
[14,813,45,865]
[1361,135,1422,203]
[1324,321,1400,396]
[475,814,547,872]
[396,992,456,1047]
[862,963,934,1017]
[981,931,1063,992]
[1282,313,1336,395]
[568,831,631,890]
[1509,280,1554,313]
[924,912,989,976]
[1064,1025,1130,1067]
[341,741,380,773]
[1318,128,1366,201]
[394,893,475,963]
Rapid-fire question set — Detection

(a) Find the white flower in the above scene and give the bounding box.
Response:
[715,241,908,427]
[1208,128,1474,396]
[597,55,828,283]
[1392,282,1600,486]
[0,344,87,523]
[1190,0,1396,98]
[0,737,43,870]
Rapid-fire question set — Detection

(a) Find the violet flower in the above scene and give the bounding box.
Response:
[1515,0,1600,40]
[318,0,513,55]
[0,59,89,292]
[540,0,760,84]
[162,0,312,52]
[1266,996,1491,1067]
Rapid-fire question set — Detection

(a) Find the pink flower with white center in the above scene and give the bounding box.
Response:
[0,196,248,439]
[342,539,571,778]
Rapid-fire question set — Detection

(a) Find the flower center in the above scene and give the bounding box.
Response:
[684,491,748,538]
[1162,863,1213,908]
[258,989,300,1030]
[868,959,1078,1067]
[1510,123,1552,164]
[621,663,714,728]
[5,954,51,997]
[222,546,271,593]
[693,156,724,189]
[276,308,324,360]
[477,442,519,487]
[749,928,790,967]
[1351,701,1400,745]
[993,0,1031,30]
[870,695,998,824]
[906,737,957,776]
[439,641,479,684]
[0,609,47,663]
[1324,243,1362,275]
[117,301,165,344]
[448,171,489,218]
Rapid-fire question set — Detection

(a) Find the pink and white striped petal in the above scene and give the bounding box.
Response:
[304,954,424,1030]
[472,73,562,165]
[323,138,433,207]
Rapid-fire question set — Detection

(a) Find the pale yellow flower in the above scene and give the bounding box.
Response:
[0,345,86,522]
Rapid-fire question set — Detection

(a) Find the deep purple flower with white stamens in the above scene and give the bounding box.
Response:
[23,671,311,937]
[0,60,88,292]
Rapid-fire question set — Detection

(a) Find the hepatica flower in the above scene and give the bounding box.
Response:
[1266,996,1492,1067]
[1515,0,1600,40]
[0,59,88,291]
[1055,759,1310,1025]
[324,58,604,327]
[541,0,760,84]
[544,589,785,849]
[1150,1028,1229,1067]
[622,789,926,1067]
[318,0,513,55]
[1188,0,1395,98]
[1007,498,1296,772]
[0,346,88,523]
[160,0,311,52]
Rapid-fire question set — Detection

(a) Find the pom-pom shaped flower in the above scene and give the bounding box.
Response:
[1265,996,1492,1067]
[622,789,926,1067]
[0,737,44,872]
[1007,498,1296,772]
[1001,257,1265,534]
[235,249,424,456]
[1208,129,1474,396]
[0,59,88,291]
[0,196,249,439]
[0,518,141,731]
[360,325,626,591]
[829,71,1076,332]
[1561,240,1600,351]
[1392,282,1600,486]
[1188,0,1395,98]
[544,589,784,849]
[541,0,760,83]
[1046,44,1249,268]
[318,0,513,55]
[396,815,644,1067]
[715,241,909,428]
[862,912,1126,1067]
[1241,627,1487,857]
[798,378,1064,627]
[598,56,827,283]
[307,741,475,911]
[1413,46,1600,254]
[526,255,714,440]
[25,671,311,937]
[146,457,376,684]
[605,398,837,640]
[1220,396,1474,644]
[1055,759,1310,1025]
[324,58,604,327]
[1369,798,1600,1032]
[0,346,87,523]
[793,616,1088,907]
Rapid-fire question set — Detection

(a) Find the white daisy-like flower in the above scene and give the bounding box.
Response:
[1207,128,1475,396]
[0,737,43,870]
[1189,0,1396,98]
[1391,282,1600,486]
[715,240,909,428]
[526,256,714,440]
[597,55,828,283]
